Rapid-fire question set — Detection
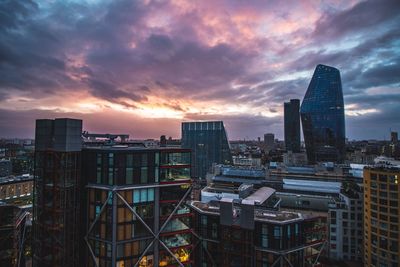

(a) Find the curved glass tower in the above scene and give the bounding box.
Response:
[300,64,345,163]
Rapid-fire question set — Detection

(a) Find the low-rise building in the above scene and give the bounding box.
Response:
[0,175,33,206]
[190,187,327,267]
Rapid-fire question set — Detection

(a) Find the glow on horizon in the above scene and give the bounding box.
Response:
[0,0,399,140]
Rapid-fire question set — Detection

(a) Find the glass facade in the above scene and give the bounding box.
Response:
[300,64,346,163]
[284,99,301,152]
[181,121,232,179]
[83,147,193,267]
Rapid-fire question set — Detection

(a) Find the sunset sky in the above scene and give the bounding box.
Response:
[0,0,399,140]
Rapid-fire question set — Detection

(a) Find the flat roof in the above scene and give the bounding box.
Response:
[244,187,276,205]
[189,201,304,224]
[0,174,33,185]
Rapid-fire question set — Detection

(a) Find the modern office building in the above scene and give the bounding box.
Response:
[0,204,28,267]
[328,182,363,262]
[190,187,327,267]
[82,146,193,267]
[364,166,400,267]
[33,118,83,267]
[300,64,346,164]
[391,132,398,144]
[284,99,301,152]
[264,133,275,152]
[181,121,232,179]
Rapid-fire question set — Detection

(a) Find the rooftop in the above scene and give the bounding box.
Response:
[244,187,276,205]
[189,201,304,224]
[0,174,33,185]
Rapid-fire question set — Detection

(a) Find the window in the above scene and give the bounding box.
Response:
[274,226,281,238]
[140,189,147,202]
[140,167,148,184]
[97,167,101,183]
[141,154,148,166]
[109,153,114,166]
[126,168,133,184]
[212,223,218,239]
[155,168,159,182]
[133,188,155,203]
[201,215,207,226]
[148,189,154,201]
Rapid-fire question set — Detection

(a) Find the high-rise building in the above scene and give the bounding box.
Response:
[33,118,82,267]
[264,133,275,152]
[300,64,346,163]
[391,131,398,144]
[81,146,193,267]
[364,166,400,267]
[284,99,301,152]
[181,121,232,179]
[33,118,194,267]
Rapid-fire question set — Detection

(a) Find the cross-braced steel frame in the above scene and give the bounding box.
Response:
[256,240,327,267]
[85,182,193,267]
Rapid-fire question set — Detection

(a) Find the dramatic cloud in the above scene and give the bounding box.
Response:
[0,0,399,140]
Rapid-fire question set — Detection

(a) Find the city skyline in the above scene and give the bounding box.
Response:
[0,0,399,140]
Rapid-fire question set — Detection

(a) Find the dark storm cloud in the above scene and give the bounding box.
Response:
[0,0,399,139]
[0,0,78,97]
[291,27,400,76]
[86,78,147,102]
[349,61,400,90]
[346,93,400,108]
[314,0,400,40]
[0,0,37,29]
[346,103,400,140]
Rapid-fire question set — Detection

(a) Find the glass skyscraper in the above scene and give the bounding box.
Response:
[181,121,232,179]
[300,64,346,163]
[284,99,301,152]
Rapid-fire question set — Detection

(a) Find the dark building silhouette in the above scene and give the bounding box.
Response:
[33,118,82,267]
[264,133,275,152]
[181,121,232,179]
[284,99,301,152]
[33,118,194,266]
[391,131,398,144]
[300,64,346,163]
